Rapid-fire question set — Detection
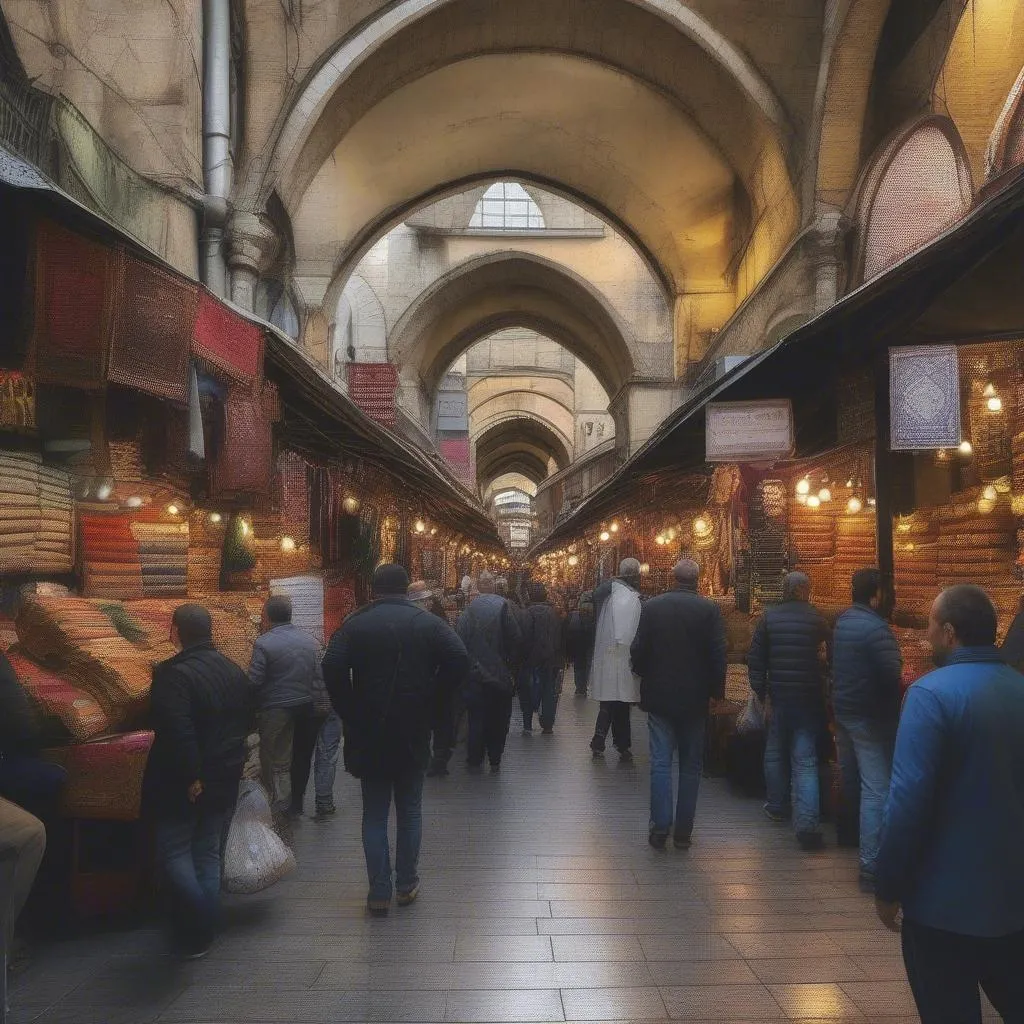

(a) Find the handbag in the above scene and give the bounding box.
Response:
[736,692,765,735]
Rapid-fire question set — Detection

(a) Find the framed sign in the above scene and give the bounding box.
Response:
[890,345,960,450]
[436,390,469,432]
[706,400,794,462]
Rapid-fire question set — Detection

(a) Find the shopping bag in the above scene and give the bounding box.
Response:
[736,692,765,735]
[223,782,296,894]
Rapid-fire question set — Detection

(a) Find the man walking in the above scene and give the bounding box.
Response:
[250,595,329,830]
[631,559,726,850]
[565,592,595,696]
[142,604,251,957]
[831,568,902,892]
[519,583,565,735]
[589,558,643,761]
[875,585,1024,1022]
[456,571,522,771]
[323,565,468,916]
[748,571,830,851]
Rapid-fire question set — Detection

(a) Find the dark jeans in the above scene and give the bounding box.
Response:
[573,652,592,694]
[764,701,824,834]
[360,770,425,901]
[0,755,67,823]
[154,809,226,950]
[290,708,326,814]
[648,713,706,840]
[591,701,632,753]
[902,918,1024,1023]
[467,691,514,767]
[520,668,560,731]
[430,691,460,768]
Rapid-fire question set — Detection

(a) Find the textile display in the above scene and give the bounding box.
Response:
[80,513,143,600]
[0,450,74,574]
[347,363,399,427]
[6,649,110,742]
[187,364,205,459]
[269,574,325,644]
[278,452,310,542]
[0,371,35,430]
[44,731,154,821]
[192,290,263,389]
[323,577,356,640]
[210,387,274,497]
[29,220,116,389]
[107,255,197,404]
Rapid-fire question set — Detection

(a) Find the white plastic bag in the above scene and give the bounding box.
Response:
[736,692,765,735]
[222,782,295,894]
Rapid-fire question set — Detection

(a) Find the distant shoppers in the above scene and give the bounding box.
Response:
[250,595,329,830]
[565,592,595,696]
[589,558,643,761]
[875,585,1024,1023]
[409,581,458,777]
[323,565,468,916]
[748,571,830,851]
[142,604,251,957]
[519,583,565,735]
[831,568,902,892]
[631,559,726,850]
[457,571,522,771]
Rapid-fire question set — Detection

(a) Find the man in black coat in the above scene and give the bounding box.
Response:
[748,571,830,851]
[323,564,469,916]
[519,583,565,735]
[631,559,726,850]
[142,604,252,957]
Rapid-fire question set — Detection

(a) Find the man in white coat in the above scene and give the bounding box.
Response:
[588,558,643,761]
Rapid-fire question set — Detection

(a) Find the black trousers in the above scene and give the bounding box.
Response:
[289,708,324,813]
[902,917,1024,1023]
[467,691,514,767]
[591,701,632,753]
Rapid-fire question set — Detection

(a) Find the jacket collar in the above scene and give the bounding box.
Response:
[851,602,884,620]
[946,646,1004,665]
[674,581,698,594]
[169,640,215,664]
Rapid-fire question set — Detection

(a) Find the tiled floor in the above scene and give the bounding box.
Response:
[9,692,963,1022]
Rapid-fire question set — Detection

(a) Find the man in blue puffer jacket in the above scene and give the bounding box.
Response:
[831,568,902,894]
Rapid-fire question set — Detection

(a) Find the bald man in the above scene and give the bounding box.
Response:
[630,560,726,849]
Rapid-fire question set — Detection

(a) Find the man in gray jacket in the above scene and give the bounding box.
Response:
[250,595,330,829]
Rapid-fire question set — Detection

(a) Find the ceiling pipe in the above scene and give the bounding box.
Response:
[200,0,232,295]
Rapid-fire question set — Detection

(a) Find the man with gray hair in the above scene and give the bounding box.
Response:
[748,571,830,851]
[588,557,644,760]
[631,559,726,849]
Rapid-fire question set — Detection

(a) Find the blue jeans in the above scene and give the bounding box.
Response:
[835,714,895,876]
[360,770,424,901]
[155,809,226,948]
[764,702,823,834]
[648,713,706,839]
[314,712,342,811]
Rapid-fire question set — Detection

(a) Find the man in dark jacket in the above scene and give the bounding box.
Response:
[519,583,564,735]
[748,571,830,850]
[456,571,522,771]
[142,604,251,957]
[250,595,329,830]
[832,568,902,892]
[631,559,726,850]
[565,593,595,696]
[875,586,1024,1023]
[322,565,468,915]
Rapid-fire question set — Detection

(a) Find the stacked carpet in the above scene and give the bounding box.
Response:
[133,521,188,596]
[834,512,878,584]
[0,451,74,574]
[80,513,189,600]
[6,649,110,741]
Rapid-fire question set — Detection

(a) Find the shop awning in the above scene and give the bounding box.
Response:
[0,144,501,548]
[534,167,1024,553]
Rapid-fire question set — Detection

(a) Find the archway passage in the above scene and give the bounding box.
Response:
[474,415,572,497]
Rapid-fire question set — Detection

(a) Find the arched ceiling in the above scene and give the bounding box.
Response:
[389,251,637,396]
[268,0,800,298]
[475,415,571,491]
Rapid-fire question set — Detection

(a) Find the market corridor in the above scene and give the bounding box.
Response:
[10,698,927,1024]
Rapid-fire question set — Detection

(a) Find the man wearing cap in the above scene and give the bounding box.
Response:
[631,559,726,850]
[748,571,830,851]
[322,565,469,915]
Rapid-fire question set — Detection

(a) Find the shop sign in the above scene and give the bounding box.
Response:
[706,400,794,462]
[436,390,469,432]
[889,346,961,450]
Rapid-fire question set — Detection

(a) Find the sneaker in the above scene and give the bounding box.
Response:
[797,831,826,852]
[673,834,692,850]
[521,728,533,737]
[367,897,390,917]
[591,748,604,759]
[763,805,787,823]
[397,886,420,907]
[648,830,668,850]
[858,872,876,895]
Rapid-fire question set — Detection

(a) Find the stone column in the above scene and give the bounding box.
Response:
[226,212,278,311]
[807,206,848,313]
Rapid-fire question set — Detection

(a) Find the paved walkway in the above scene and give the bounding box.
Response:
[9,693,962,1023]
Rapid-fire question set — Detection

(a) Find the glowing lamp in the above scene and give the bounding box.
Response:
[280,536,296,552]
[342,496,361,515]
[988,397,1003,413]
[818,488,832,503]
[125,496,143,509]
[414,520,426,534]
[599,531,611,542]
[209,512,222,524]
[96,480,114,501]
[846,497,863,514]
[639,563,651,575]
[610,522,620,533]
[655,534,666,546]
[983,485,998,502]
[693,516,712,538]
[240,520,250,537]
[979,497,996,514]
[806,495,821,509]
[958,441,974,457]
[796,478,810,496]
[567,555,579,567]
[166,504,180,516]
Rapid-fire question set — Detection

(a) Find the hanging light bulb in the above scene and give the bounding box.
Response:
[978,497,996,514]
[166,504,180,516]
[414,520,426,534]
[430,527,437,536]
[639,563,651,576]
[868,497,876,507]
[796,478,810,496]
[987,396,1003,413]
[209,512,222,524]
[983,485,998,502]
[846,496,863,514]
[796,493,808,505]
[342,496,361,515]
[806,495,821,509]
[958,440,974,457]
[610,522,619,533]
[567,555,579,568]
[240,520,250,537]
[125,496,144,509]
[280,536,296,552]
[599,530,611,542]
[897,521,911,533]
[818,488,832,503]
[667,527,677,541]
[655,534,666,546]
[96,479,114,502]
[693,516,712,538]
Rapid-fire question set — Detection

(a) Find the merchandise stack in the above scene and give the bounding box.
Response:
[0,450,74,575]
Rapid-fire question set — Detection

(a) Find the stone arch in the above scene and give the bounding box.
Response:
[852,116,973,284]
[389,251,640,400]
[987,66,1024,181]
[474,415,573,491]
[332,273,388,377]
[471,401,575,466]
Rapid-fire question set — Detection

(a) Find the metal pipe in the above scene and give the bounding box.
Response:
[200,0,231,294]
